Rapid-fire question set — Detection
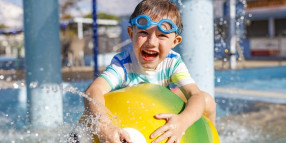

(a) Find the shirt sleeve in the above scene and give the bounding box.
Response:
[99,56,125,90]
[170,57,195,87]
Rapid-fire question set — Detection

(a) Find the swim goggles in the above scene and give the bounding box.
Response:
[130,14,180,34]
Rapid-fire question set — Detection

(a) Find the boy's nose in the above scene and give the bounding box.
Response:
[146,32,158,47]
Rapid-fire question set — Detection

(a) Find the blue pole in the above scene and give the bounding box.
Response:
[92,0,99,77]
[23,0,63,129]
[174,0,215,97]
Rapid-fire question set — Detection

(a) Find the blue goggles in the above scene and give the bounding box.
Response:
[130,14,180,34]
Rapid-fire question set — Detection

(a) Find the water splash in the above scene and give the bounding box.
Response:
[0,80,120,142]
[62,85,114,117]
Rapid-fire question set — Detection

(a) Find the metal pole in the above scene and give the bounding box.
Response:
[78,21,83,39]
[229,0,237,69]
[174,0,214,97]
[92,0,99,77]
[23,0,63,129]
[268,17,275,38]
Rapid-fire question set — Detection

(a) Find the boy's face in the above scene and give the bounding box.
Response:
[127,16,182,69]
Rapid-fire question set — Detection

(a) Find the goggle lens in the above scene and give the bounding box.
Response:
[137,17,148,25]
[160,22,173,31]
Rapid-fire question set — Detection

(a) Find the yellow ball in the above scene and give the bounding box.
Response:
[85,83,220,143]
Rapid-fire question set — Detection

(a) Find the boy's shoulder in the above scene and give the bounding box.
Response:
[166,50,181,60]
[159,50,183,69]
[113,48,132,60]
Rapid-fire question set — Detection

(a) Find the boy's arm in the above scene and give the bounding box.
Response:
[150,83,206,143]
[84,77,111,110]
[178,83,206,126]
[83,77,131,142]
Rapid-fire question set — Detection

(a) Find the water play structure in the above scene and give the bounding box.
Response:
[83,83,220,143]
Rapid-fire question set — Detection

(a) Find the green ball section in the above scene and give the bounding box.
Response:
[135,83,214,143]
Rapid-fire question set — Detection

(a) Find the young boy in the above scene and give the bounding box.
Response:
[84,0,216,142]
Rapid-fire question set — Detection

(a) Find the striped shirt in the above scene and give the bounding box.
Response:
[100,47,195,90]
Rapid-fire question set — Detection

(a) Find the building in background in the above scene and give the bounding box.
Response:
[214,0,286,60]
[246,0,286,57]
[0,17,122,69]
[60,17,121,68]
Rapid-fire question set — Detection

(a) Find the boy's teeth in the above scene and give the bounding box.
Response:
[144,50,157,54]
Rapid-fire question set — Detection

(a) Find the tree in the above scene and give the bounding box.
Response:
[85,13,120,20]
[0,24,7,29]
[59,0,83,20]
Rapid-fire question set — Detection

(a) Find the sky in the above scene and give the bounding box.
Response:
[0,0,23,28]
[0,0,141,28]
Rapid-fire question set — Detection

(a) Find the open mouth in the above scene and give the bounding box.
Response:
[141,50,159,61]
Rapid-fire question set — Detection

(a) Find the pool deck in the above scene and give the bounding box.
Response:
[214,59,286,70]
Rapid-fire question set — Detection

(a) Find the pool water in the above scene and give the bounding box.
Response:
[218,77,286,93]
[215,66,286,104]
[215,66,286,88]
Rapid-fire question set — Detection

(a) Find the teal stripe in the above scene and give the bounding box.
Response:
[127,73,150,85]
[105,66,123,89]
[168,57,183,76]
[126,68,172,85]
[99,74,114,90]
[174,57,183,69]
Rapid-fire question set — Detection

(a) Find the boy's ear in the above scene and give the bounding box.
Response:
[127,26,133,40]
[172,35,182,48]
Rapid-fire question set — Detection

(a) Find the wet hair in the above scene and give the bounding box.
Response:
[129,0,183,33]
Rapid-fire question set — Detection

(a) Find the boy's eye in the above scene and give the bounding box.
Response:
[159,34,168,38]
[138,31,148,35]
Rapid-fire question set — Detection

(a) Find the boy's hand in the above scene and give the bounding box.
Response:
[98,124,132,143]
[150,113,189,143]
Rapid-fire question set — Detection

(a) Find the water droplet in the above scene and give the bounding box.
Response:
[29,82,38,88]
[13,83,19,89]
[6,76,12,82]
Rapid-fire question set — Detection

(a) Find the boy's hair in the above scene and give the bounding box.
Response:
[129,0,183,33]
